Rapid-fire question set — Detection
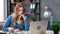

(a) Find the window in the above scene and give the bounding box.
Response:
[0,0,4,21]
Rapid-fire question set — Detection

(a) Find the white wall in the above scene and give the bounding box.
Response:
[0,0,4,21]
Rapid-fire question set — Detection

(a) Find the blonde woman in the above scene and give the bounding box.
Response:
[3,3,29,32]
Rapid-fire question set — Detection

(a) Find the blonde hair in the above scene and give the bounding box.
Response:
[12,3,25,26]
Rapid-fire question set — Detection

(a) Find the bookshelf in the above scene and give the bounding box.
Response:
[11,2,31,4]
[7,0,41,21]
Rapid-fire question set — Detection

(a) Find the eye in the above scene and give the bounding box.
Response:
[17,9,20,11]
[18,10,23,12]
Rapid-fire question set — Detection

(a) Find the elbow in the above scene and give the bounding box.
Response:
[2,27,8,31]
[2,27,5,31]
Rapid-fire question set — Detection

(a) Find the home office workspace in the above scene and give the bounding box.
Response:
[0,0,60,34]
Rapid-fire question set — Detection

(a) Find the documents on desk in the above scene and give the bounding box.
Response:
[7,31,29,34]
[7,30,54,34]
[1,30,60,34]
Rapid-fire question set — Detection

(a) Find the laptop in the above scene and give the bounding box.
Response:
[29,21,48,34]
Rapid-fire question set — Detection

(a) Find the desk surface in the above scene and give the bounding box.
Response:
[0,30,54,34]
[0,30,60,34]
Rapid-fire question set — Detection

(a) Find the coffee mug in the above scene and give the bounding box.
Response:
[8,27,14,33]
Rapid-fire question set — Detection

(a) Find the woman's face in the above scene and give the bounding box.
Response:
[18,7,24,15]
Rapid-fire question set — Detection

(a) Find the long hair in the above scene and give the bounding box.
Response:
[12,3,25,26]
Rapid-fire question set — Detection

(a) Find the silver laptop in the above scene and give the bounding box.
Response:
[29,21,48,34]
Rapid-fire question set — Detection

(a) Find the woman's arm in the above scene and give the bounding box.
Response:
[24,16,29,31]
[2,15,12,31]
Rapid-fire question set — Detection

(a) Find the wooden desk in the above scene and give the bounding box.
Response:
[0,22,4,30]
[0,20,5,30]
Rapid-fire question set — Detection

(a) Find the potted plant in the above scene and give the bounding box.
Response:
[50,21,60,34]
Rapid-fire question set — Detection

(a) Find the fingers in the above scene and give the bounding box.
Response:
[14,29,21,32]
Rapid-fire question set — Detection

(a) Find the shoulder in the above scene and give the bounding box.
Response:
[8,15,12,18]
[7,15,12,20]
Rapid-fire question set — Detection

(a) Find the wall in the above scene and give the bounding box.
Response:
[41,0,60,21]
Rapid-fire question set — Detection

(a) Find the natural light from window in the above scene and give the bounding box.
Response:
[0,0,4,21]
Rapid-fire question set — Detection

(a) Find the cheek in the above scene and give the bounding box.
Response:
[18,11,23,14]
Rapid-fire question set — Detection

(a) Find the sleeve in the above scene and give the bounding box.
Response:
[2,15,12,31]
[24,16,29,31]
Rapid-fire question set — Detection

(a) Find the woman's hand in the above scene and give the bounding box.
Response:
[21,14,26,20]
[14,29,21,32]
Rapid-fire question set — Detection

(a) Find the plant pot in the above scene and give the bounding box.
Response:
[53,30,59,34]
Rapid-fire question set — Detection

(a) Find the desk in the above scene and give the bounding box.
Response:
[0,30,60,34]
[0,22,5,30]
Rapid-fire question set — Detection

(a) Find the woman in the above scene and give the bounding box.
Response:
[2,3,29,32]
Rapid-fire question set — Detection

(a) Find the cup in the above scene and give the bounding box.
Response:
[8,27,14,33]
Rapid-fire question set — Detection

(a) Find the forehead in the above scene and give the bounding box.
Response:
[18,7,23,9]
[17,7,23,11]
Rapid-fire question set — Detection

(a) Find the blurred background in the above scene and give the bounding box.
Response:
[0,0,60,30]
